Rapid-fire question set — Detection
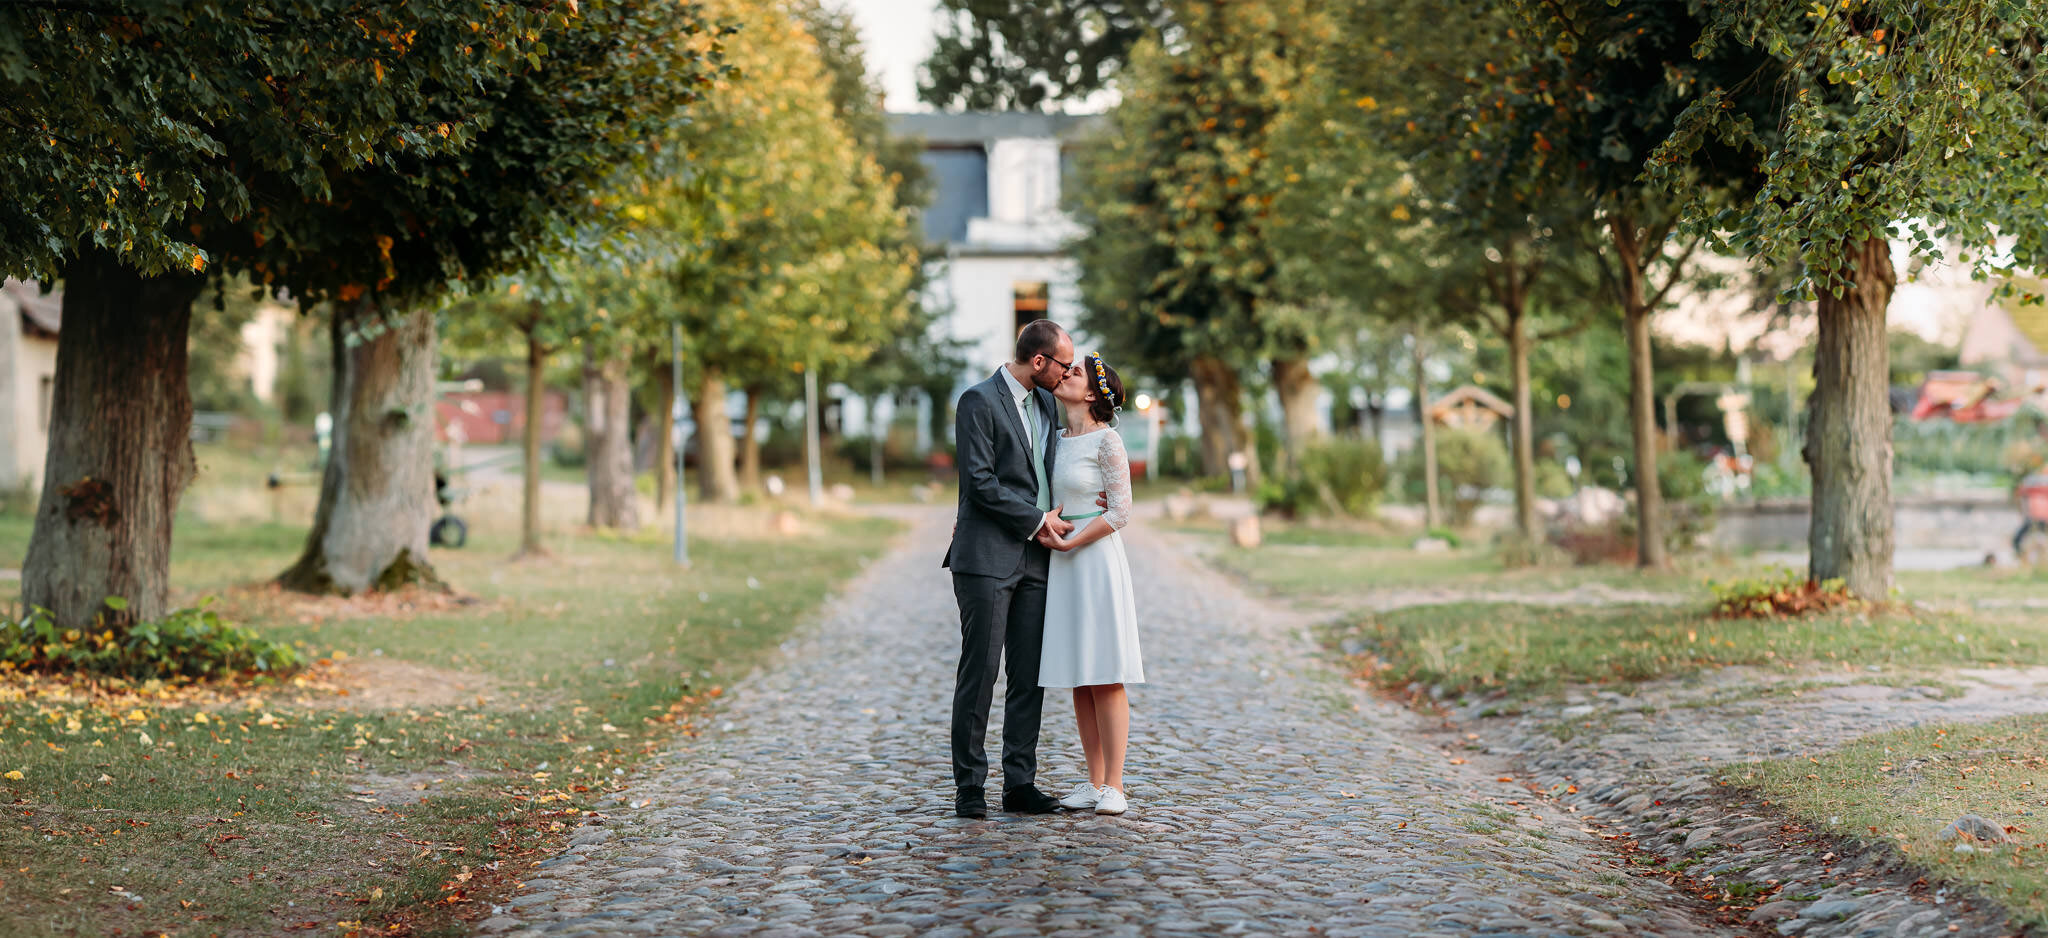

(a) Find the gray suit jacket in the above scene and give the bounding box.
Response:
[942,369,1060,577]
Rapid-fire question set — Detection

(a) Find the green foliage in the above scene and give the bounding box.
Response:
[2,601,300,679]
[1650,449,1718,554]
[918,0,1167,110]
[1640,0,2048,291]
[1,1,724,305]
[1070,0,1328,384]
[1265,439,1390,518]
[1397,428,1510,524]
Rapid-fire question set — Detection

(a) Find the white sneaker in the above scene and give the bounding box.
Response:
[1095,787,1128,816]
[1058,782,1102,810]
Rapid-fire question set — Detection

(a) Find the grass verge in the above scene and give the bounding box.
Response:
[1329,602,2048,699]
[0,508,898,937]
[1725,714,2048,930]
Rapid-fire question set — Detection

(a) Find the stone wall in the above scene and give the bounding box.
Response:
[1712,493,2021,553]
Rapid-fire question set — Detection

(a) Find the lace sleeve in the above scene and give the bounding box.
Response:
[1099,430,1132,530]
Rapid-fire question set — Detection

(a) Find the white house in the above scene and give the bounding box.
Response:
[829,113,1103,447]
[0,279,61,491]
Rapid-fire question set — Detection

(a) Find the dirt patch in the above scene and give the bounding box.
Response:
[284,656,501,711]
[205,581,492,626]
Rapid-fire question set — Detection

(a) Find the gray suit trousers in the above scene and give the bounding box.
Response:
[950,544,1050,791]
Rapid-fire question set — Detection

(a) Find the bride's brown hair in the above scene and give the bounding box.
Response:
[1085,354,1124,426]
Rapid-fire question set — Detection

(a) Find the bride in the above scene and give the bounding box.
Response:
[1035,353,1144,816]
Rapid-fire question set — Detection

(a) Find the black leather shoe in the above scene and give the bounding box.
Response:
[954,786,987,819]
[1002,784,1061,815]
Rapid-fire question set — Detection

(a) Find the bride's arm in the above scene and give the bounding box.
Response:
[1054,432,1132,551]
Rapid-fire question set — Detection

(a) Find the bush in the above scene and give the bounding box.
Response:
[1709,567,1859,619]
[1534,460,1573,499]
[550,419,587,468]
[1396,428,1510,524]
[0,600,302,679]
[1654,450,1718,553]
[1257,439,1389,519]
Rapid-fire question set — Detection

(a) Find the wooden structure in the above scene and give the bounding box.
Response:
[1428,385,1515,430]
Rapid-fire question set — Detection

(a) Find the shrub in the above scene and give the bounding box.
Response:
[550,419,587,468]
[1397,428,1509,524]
[1709,567,1860,619]
[1534,460,1573,498]
[1257,439,1389,518]
[0,599,302,679]
[1654,450,1718,553]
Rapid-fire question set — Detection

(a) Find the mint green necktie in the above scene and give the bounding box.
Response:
[1024,397,1051,512]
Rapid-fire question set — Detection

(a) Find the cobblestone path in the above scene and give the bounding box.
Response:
[484,509,1720,937]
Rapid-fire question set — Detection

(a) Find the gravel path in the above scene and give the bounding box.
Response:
[480,507,1725,937]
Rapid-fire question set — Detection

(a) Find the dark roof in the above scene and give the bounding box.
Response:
[4,279,59,337]
[887,111,1105,147]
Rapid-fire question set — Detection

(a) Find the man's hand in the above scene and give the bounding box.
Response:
[1042,509,1075,539]
[1095,490,1109,510]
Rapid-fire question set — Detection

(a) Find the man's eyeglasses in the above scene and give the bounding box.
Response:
[1045,354,1074,374]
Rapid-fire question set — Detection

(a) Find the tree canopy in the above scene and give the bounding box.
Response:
[918,0,1168,111]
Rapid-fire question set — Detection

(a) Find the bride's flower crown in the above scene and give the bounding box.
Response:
[1092,355,1120,414]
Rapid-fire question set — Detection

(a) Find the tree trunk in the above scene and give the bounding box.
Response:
[1410,325,1442,530]
[278,304,444,595]
[1611,217,1669,568]
[1271,357,1321,471]
[1188,355,1244,478]
[1806,236,1896,599]
[518,329,547,558]
[583,348,641,530]
[653,361,676,513]
[695,366,740,503]
[739,387,763,493]
[23,248,204,627]
[1507,306,1537,540]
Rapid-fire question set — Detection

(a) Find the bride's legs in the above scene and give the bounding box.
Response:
[1072,688,1104,787]
[1088,684,1129,791]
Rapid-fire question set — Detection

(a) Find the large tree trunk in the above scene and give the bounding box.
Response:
[1188,355,1245,478]
[278,304,443,595]
[1507,307,1538,540]
[653,362,676,513]
[695,366,740,503]
[1806,236,1896,599]
[23,249,204,627]
[1611,217,1669,568]
[739,387,763,493]
[518,329,547,558]
[583,348,641,530]
[1270,356,1321,474]
[1410,325,1442,530]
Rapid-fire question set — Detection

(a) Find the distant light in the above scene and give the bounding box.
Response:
[1134,393,1153,411]
[1557,394,1572,409]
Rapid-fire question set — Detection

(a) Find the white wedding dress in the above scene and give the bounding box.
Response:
[1038,427,1145,688]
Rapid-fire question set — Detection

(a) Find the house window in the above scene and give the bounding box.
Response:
[1014,281,1049,336]
[38,376,52,432]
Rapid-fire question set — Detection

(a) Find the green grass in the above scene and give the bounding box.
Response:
[0,504,898,937]
[1725,714,2048,930]
[1328,602,2048,699]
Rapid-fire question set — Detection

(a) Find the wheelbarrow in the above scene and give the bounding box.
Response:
[2017,473,2048,566]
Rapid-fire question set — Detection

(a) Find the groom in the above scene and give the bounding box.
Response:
[942,319,1079,819]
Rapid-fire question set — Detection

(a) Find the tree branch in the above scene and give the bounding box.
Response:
[1645,236,1704,311]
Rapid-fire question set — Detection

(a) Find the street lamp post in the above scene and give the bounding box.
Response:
[671,324,689,568]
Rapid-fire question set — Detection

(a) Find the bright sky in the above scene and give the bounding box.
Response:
[844,0,941,112]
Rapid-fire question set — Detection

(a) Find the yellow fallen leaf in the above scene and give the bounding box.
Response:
[370,887,383,900]
[3,771,21,780]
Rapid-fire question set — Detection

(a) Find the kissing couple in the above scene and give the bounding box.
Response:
[941,319,1146,819]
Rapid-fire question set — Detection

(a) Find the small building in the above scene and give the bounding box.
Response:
[1428,385,1515,431]
[435,389,569,446]
[0,280,60,491]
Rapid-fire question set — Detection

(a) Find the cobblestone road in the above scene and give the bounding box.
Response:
[484,508,1721,937]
